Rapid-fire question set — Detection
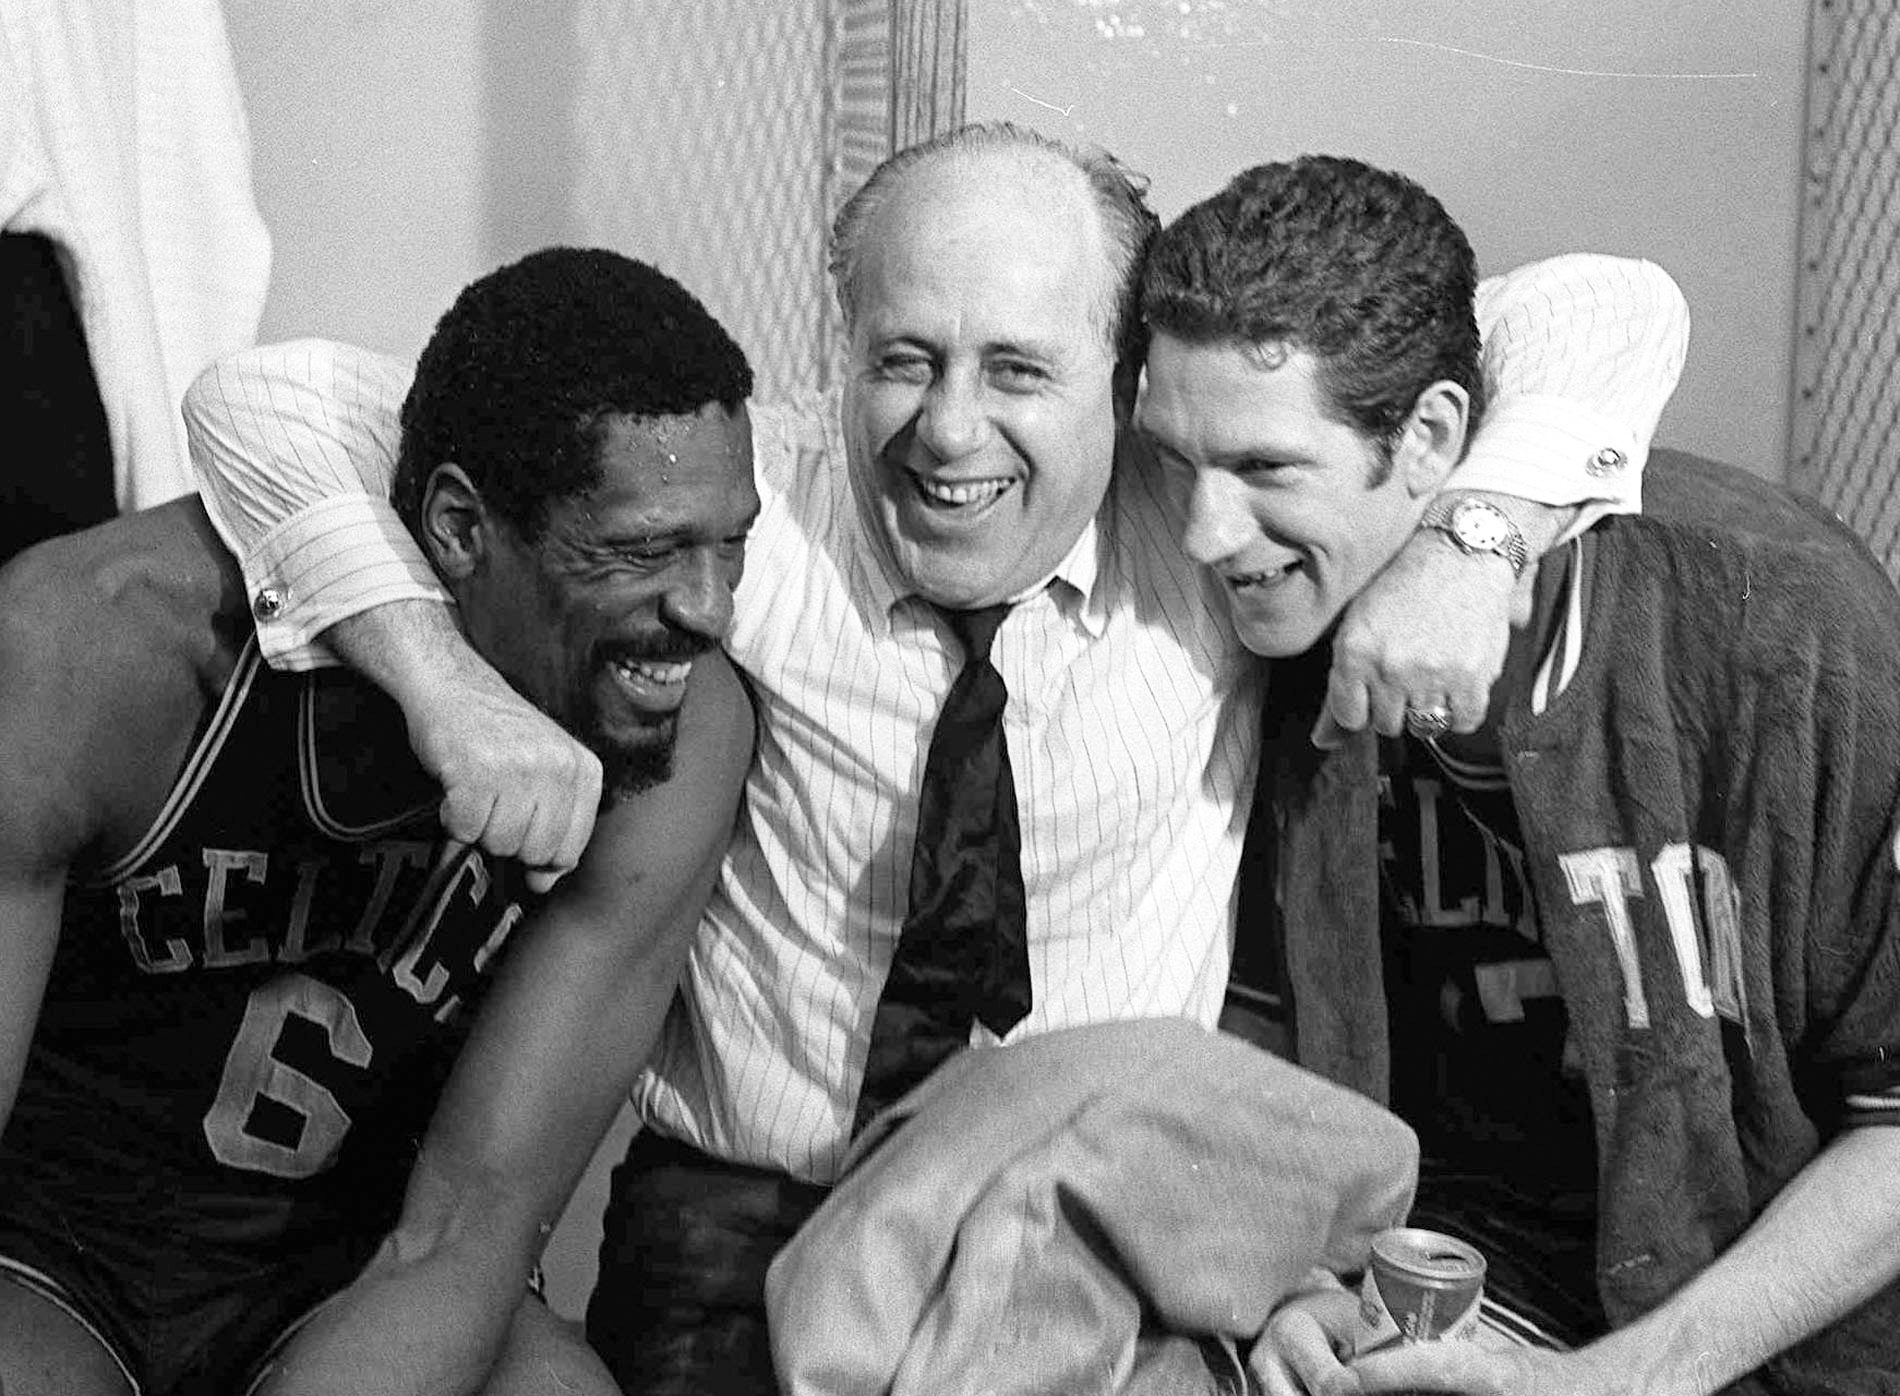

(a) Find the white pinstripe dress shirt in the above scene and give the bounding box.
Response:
[633,397,1259,1180]
[186,254,1688,1181]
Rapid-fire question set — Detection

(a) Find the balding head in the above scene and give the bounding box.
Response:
[832,125,1146,609]
[829,121,1158,373]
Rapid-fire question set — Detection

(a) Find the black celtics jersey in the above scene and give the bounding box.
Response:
[1378,727,1605,1344]
[2,641,532,1249]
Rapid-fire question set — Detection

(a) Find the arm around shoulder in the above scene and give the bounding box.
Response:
[185,340,435,670]
[187,345,606,888]
[1461,254,1690,522]
[1323,256,1690,743]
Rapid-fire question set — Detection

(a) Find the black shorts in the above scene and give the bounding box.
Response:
[0,1161,378,1396]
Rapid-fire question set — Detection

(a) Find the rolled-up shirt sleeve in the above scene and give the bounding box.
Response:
[185,339,432,671]
[1463,254,1690,539]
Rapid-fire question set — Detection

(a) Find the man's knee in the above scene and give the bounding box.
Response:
[482,1297,619,1396]
[0,1277,133,1396]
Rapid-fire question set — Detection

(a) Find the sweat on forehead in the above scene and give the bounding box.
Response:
[392,246,753,544]
[633,413,700,449]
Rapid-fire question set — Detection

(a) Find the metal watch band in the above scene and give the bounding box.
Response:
[1421,497,1530,577]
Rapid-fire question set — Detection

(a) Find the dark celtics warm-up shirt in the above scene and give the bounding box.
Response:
[1242,453,1900,1393]
[1,640,533,1256]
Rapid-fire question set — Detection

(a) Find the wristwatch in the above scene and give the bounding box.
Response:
[1420,496,1529,577]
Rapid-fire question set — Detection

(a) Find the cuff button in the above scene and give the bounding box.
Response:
[252,586,286,621]
[1587,446,1628,477]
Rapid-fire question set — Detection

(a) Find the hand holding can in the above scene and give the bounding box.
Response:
[1354,1226,1487,1357]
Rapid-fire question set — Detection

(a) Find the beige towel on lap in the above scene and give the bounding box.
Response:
[768,1017,1418,1396]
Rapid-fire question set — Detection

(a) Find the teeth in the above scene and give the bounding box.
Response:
[916,475,1013,506]
[612,658,693,686]
[1231,563,1295,588]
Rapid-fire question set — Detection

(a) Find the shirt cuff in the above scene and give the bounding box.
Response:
[236,493,453,671]
[1450,393,1647,543]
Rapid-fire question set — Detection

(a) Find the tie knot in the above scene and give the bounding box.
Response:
[937,603,1010,663]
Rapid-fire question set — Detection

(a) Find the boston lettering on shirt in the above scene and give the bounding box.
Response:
[17,641,530,1195]
[1377,721,1756,1340]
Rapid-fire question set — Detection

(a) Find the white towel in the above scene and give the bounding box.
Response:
[1,0,271,510]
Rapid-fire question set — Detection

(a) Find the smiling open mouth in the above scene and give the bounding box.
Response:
[596,637,707,713]
[910,472,1017,509]
[609,656,693,687]
[1228,560,1301,590]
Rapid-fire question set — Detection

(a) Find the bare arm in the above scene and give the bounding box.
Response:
[1251,1132,1900,1396]
[1327,1126,1900,1396]
[0,875,67,1136]
[252,651,754,1396]
[0,594,101,1132]
[1323,256,1689,743]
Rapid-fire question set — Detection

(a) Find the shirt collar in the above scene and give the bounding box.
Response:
[849,496,1113,641]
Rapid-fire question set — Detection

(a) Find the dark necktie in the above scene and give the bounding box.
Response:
[854,603,1033,1132]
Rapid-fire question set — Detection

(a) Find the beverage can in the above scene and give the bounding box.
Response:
[1353,1226,1486,1357]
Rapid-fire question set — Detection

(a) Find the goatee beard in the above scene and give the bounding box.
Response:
[592,713,680,809]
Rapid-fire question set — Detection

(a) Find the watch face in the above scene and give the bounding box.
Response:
[1451,501,1510,551]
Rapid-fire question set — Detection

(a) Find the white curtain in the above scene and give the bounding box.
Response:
[1,0,271,509]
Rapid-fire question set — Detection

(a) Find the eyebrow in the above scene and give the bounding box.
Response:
[981,338,1058,360]
[583,517,696,546]
[1209,444,1310,469]
[1135,423,1311,472]
[869,330,1061,362]
[592,504,760,548]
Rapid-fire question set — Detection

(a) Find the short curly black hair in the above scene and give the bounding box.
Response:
[393,247,753,542]
[1141,155,1484,463]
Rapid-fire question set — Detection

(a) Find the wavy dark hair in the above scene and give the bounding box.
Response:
[1142,155,1484,476]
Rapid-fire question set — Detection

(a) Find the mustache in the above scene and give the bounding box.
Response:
[592,631,716,667]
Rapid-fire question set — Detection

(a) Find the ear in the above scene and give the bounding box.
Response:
[1392,380,1471,499]
[417,463,490,581]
